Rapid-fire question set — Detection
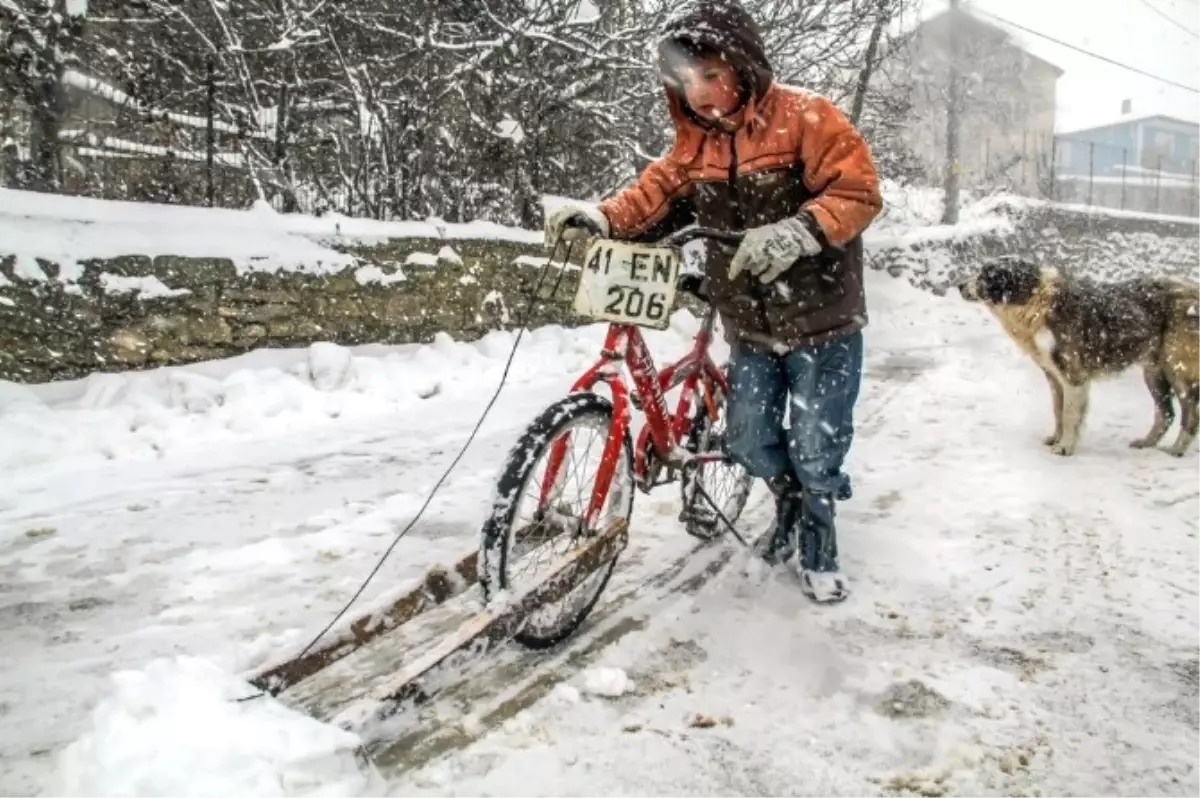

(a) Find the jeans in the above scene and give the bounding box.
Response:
[725,331,864,572]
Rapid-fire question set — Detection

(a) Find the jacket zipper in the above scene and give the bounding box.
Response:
[727,130,774,338]
[727,133,744,228]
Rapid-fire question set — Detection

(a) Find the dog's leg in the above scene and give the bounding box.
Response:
[1042,369,1064,446]
[1052,381,1089,456]
[1165,384,1198,457]
[1130,365,1175,449]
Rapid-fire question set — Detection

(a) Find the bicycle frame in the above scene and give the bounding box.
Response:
[539,302,731,529]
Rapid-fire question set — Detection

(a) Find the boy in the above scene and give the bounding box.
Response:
[545,0,883,603]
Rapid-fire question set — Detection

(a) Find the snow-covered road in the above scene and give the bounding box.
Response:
[2,269,1196,797]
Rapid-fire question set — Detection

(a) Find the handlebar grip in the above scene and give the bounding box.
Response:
[563,213,604,236]
[677,272,711,303]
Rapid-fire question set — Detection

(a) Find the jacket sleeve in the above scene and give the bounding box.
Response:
[795,93,883,248]
[599,156,695,242]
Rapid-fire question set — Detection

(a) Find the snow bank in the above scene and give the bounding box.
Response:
[55,656,379,797]
[0,316,700,474]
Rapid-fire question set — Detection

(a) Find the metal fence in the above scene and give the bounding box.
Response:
[952,128,1199,218]
[1046,137,1198,218]
[1,57,297,212]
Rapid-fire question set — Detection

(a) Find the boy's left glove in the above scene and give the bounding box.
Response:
[728,214,824,283]
[544,203,610,247]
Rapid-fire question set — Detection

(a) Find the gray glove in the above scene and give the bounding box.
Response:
[544,203,610,247]
[728,215,823,283]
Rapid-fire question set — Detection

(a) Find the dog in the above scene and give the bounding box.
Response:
[957,257,1199,457]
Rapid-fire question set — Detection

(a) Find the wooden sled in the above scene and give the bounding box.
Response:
[246,519,629,727]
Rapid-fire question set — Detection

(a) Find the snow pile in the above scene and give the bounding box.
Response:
[581,667,633,698]
[55,656,379,797]
[0,316,703,474]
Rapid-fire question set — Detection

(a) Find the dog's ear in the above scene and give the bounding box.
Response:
[982,260,1040,305]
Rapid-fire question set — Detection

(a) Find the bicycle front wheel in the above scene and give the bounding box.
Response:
[680,379,753,542]
[479,392,634,649]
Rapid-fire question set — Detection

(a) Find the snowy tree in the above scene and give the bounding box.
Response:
[879,6,1060,194]
[5,0,914,221]
[0,0,88,190]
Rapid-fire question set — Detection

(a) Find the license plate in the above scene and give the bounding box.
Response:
[572,239,680,330]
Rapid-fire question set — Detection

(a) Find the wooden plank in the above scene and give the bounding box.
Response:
[249,515,574,696]
[336,519,629,730]
[249,549,481,696]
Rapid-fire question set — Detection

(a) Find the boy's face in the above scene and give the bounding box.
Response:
[673,54,742,124]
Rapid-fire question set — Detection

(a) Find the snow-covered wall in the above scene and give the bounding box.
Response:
[866,196,1199,294]
[0,190,552,383]
[0,238,556,383]
[0,187,1195,383]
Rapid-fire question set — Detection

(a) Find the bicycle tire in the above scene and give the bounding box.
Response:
[479,391,634,649]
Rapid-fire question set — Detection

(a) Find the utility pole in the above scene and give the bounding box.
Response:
[941,0,962,224]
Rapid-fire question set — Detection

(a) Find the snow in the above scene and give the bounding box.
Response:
[580,667,633,698]
[568,0,600,24]
[353,265,406,286]
[495,117,526,144]
[404,252,440,267]
[4,262,1195,796]
[98,273,192,299]
[2,200,1198,796]
[0,188,542,288]
[437,245,464,266]
[54,656,379,797]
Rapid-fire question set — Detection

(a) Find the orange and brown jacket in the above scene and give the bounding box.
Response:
[598,0,884,349]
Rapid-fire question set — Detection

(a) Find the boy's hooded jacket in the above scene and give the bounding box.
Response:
[598,0,884,349]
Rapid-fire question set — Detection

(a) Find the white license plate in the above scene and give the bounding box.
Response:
[572,239,680,330]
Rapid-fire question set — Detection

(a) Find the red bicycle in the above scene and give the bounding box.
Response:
[477,224,754,648]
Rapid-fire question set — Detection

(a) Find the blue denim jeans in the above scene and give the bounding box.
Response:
[725,331,864,572]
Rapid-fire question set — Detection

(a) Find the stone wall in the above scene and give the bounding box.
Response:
[2,201,1197,384]
[0,239,605,383]
[868,200,1199,294]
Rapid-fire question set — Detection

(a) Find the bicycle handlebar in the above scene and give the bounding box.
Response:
[560,217,747,306]
[662,227,744,248]
[562,216,744,250]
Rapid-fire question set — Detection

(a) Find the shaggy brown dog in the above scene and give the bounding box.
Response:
[958,258,1199,457]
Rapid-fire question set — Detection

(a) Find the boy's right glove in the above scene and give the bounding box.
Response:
[728,214,824,283]
[544,203,610,247]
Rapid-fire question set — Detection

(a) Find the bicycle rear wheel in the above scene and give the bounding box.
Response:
[479,392,633,649]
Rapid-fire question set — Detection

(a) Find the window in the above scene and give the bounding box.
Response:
[1141,128,1174,170]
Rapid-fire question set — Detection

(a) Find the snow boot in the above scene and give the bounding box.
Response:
[799,569,849,603]
[797,490,849,603]
[754,473,803,566]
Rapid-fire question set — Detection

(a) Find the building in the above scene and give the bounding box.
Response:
[883,5,1063,196]
[1053,111,1198,216]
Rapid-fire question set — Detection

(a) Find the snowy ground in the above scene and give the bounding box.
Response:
[2,268,1197,797]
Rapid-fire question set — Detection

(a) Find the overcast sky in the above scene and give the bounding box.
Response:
[917,0,1200,132]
